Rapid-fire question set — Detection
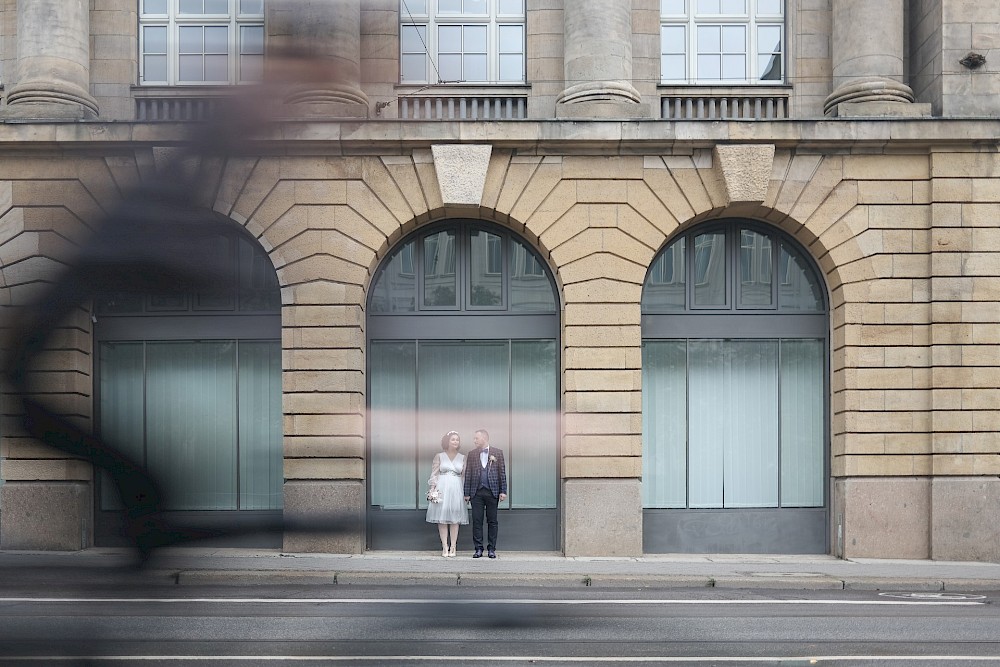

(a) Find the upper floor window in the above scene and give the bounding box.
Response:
[400,0,525,85]
[139,0,264,85]
[660,0,783,84]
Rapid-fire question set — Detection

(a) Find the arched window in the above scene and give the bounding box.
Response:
[94,227,282,546]
[367,220,559,551]
[641,219,827,553]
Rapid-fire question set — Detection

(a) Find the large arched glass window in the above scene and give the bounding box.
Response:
[367,220,559,551]
[641,219,827,553]
[94,227,282,546]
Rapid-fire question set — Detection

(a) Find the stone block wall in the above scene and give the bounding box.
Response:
[910,0,943,113]
[938,0,1000,116]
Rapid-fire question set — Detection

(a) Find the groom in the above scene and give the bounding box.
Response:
[463,428,507,558]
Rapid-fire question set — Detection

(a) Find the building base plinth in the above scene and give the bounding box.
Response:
[931,477,1000,562]
[556,100,651,119]
[563,478,641,557]
[833,477,930,559]
[0,482,92,551]
[282,480,364,554]
[830,101,932,118]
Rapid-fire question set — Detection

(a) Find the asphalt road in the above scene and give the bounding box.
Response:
[0,583,998,665]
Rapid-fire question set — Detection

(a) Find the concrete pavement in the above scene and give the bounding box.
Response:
[1,548,999,592]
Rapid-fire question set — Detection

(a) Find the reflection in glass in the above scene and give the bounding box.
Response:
[423,231,457,307]
[739,229,772,306]
[510,240,555,312]
[238,235,281,312]
[643,237,685,311]
[470,230,503,307]
[370,242,416,313]
[778,243,823,311]
[693,232,726,306]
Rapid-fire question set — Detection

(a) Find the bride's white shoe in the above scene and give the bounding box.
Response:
[448,547,457,557]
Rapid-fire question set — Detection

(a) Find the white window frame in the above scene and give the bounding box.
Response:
[399,0,526,85]
[660,0,784,85]
[139,0,264,86]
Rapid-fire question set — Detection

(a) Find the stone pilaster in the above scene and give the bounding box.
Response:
[555,0,648,119]
[824,0,929,117]
[269,0,369,118]
[3,0,98,120]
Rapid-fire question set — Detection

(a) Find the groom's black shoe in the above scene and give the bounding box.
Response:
[487,549,496,559]
[473,548,483,558]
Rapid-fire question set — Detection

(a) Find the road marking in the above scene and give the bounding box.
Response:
[2,656,1000,663]
[0,597,985,606]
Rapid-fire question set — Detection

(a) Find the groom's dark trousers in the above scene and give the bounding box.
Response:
[471,486,499,551]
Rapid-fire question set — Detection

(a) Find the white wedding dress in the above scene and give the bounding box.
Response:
[425,452,469,525]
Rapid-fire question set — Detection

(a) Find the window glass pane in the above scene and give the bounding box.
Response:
[401,24,427,51]
[511,341,558,508]
[499,24,523,53]
[464,0,487,13]
[417,341,510,510]
[778,244,823,311]
[470,230,503,307]
[662,25,685,54]
[724,340,778,508]
[757,0,782,14]
[697,0,721,13]
[238,342,283,510]
[510,240,556,312]
[237,236,280,312]
[780,339,824,507]
[499,0,523,14]
[662,0,685,14]
[439,25,462,51]
[369,341,417,509]
[698,25,720,51]
[240,54,263,81]
[240,0,264,14]
[759,54,781,80]
[205,54,229,81]
[642,341,687,508]
[722,54,745,79]
[401,0,427,15]
[178,0,202,14]
[205,26,229,53]
[661,54,685,80]
[143,55,168,82]
[370,242,416,313]
[739,229,773,306]
[688,340,724,507]
[423,230,457,307]
[499,54,523,81]
[241,25,264,54]
[643,238,686,311]
[697,54,720,79]
[401,53,427,82]
[205,0,228,13]
[722,0,746,13]
[438,53,462,82]
[143,25,167,53]
[758,25,781,53]
[178,54,203,81]
[438,0,461,13]
[99,342,146,511]
[693,231,726,305]
[143,0,168,14]
[193,235,235,310]
[179,26,203,53]
[464,24,487,52]
[722,25,745,51]
[464,53,487,81]
[146,342,237,510]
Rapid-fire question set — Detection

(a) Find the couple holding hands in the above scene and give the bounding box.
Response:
[425,428,507,559]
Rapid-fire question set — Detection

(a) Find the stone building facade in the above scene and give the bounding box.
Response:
[1,0,999,561]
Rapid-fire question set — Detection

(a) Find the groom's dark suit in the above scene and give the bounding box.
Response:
[463,444,507,555]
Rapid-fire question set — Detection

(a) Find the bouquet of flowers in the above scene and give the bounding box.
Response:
[426,488,442,504]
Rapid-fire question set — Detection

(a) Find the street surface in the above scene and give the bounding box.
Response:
[0,581,999,665]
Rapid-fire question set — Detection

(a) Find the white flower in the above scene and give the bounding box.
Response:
[427,489,442,503]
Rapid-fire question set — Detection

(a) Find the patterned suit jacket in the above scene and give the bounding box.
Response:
[463,446,507,499]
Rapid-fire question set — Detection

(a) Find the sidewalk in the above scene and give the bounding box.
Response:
[2,548,1000,592]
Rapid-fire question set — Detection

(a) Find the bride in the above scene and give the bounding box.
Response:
[426,430,469,557]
